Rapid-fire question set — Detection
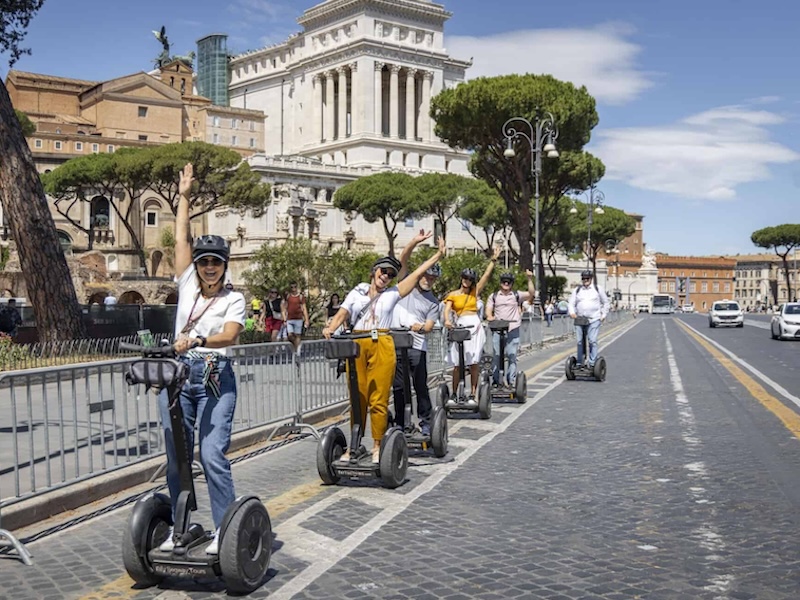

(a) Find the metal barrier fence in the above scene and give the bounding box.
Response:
[0,312,635,563]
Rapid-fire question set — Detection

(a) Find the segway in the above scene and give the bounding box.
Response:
[391,329,448,458]
[438,326,491,419]
[119,342,271,594]
[485,320,527,403]
[316,332,408,488]
[564,317,607,382]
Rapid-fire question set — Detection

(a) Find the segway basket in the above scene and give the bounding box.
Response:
[390,330,414,350]
[488,319,510,332]
[448,328,471,343]
[324,339,360,359]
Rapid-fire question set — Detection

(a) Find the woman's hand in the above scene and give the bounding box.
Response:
[492,245,501,261]
[412,229,433,245]
[179,163,194,197]
[173,336,200,354]
[322,326,332,339]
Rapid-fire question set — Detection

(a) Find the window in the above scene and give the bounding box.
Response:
[713,282,720,293]
[75,141,83,151]
[249,121,255,131]
[212,133,219,144]
[107,145,115,153]
[231,135,238,146]
[138,106,148,118]
[724,283,731,292]
[405,218,414,228]
[249,138,255,148]
[231,118,238,129]
[145,210,157,227]
[138,135,148,141]
[54,141,62,150]
[702,282,708,292]
[91,143,99,153]
[213,116,220,127]
[34,139,42,148]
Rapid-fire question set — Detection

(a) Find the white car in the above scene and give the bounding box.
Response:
[709,300,744,328]
[681,304,695,313]
[770,302,800,340]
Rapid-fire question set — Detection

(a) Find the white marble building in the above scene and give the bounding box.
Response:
[210,0,487,282]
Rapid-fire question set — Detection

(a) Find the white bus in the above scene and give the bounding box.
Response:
[652,294,675,315]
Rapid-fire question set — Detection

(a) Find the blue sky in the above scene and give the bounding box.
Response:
[3,0,799,258]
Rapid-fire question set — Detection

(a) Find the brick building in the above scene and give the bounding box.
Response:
[654,255,737,311]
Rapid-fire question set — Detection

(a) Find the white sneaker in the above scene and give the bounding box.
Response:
[159,526,175,552]
[205,528,220,555]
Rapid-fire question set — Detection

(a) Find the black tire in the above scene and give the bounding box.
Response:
[316,427,346,485]
[430,407,448,458]
[219,499,272,594]
[771,327,778,340]
[565,356,576,381]
[593,357,607,382]
[121,495,171,587]
[709,322,715,328]
[514,374,527,404]
[477,382,492,419]
[379,428,408,489]
[436,383,449,409]
[737,323,744,328]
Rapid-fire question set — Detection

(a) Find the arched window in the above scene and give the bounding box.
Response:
[143,199,161,228]
[57,230,72,255]
[106,254,118,272]
[90,196,111,229]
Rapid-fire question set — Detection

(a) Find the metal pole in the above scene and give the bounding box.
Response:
[533,138,541,306]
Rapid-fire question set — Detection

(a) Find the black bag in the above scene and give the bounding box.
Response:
[574,316,590,327]
[0,309,14,333]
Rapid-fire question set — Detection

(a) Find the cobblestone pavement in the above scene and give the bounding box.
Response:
[1,316,799,599]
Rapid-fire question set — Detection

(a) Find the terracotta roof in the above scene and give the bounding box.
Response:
[8,69,97,88]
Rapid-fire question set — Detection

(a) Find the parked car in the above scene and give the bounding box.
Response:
[708,300,744,328]
[681,304,695,313]
[770,302,800,340]
[637,302,650,313]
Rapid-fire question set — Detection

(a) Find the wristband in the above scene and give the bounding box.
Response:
[196,335,207,347]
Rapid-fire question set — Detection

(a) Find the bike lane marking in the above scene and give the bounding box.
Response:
[677,321,800,438]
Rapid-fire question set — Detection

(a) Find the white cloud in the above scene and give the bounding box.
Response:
[447,23,653,105]
[594,105,800,200]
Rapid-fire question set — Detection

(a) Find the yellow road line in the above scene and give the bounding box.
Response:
[678,321,800,439]
[78,481,326,600]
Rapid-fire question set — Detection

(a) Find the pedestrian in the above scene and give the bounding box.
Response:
[158,162,246,556]
[0,299,23,338]
[250,296,262,322]
[325,293,342,334]
[282,281,309,356]
[544,299,554,326]
[485,270,535,387]
[391,230,441,434]
[323,237,446,463]
[244,312,256,332]
[263,288,283,341]
[567,269,609,368]
[104,293,117,307]
[442,246,501,400]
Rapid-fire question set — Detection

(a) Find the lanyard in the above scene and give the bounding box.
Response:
[181,291,221,335]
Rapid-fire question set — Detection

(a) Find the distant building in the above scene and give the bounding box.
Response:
[731,251,800,308]
[654,255,736,311]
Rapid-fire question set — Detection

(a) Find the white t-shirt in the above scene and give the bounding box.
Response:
[391,287,439,351]
[104,295,117,306]
[174,266,246,356]
[341,283,401,330]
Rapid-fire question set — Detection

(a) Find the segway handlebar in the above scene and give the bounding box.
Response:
[119,341,177,359]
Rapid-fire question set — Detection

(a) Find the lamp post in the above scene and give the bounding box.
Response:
[570,185,605,272]
[503,113,559,307]
[605,239,622,309]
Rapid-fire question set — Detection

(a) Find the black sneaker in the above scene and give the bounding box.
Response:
[420,422,431,437]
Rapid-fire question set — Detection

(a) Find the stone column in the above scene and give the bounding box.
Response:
[349,62,358,135]
[389,64,401,139]
[324,71,335,142]
[421,70,433,142]
[337,66,348,139]
[374,61,384,135]
[312,74,322,142]
[405,68,416,140]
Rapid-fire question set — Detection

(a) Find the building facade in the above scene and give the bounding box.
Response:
[732,251,800,309]
[654,255,737,311]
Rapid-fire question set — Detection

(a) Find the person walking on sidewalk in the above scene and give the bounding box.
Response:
[391,230,441,434]
[485,270,535,387]
[442,246,501,401]
[158,162,246,555]
[282,282,309,356]
[323,237,446,463]
[567,269,609,368]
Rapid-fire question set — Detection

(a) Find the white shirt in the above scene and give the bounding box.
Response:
[174,266,246,356]
[342,283,401,330]
[568,282,609,323]
[104,295,117,306]
[391,287,439,351]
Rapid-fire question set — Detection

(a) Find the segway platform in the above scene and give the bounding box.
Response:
[485,320,528,403]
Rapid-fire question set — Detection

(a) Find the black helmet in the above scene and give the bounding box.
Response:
[425,263,442,277]
[499,271,515,283]
[461,268,477,282]
[373,256,401,274]
[193,235,230,264]
[581,269,593,280]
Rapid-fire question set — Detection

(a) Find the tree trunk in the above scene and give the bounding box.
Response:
[0,82,86,342]
[509,200,533,272]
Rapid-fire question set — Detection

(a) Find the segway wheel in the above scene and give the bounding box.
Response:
[593,357,607,382]
[565,356,576,381]
[436,383,449,409]
[317,427,347,484]
[515,374,528,404]
[379,428,408,489]
[430,407,448,458]
[121,493,171,587]
[477,382,492,419]
[219,498,272,594]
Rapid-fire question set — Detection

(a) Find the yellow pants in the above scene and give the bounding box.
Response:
[347,334,396,444]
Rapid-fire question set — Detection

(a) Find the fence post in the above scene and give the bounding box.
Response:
[0,487,33,565]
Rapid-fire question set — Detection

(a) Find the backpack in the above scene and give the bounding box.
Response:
[0,309,14,333]
[491,290,521,306]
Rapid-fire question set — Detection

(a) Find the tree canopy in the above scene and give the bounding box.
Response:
[0,1,45,65]
[566,201,637,277]
[14,109,35,136]
[751,224,800,302]
[431,73,604,295]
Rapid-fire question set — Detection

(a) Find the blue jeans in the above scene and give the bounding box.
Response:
[491,327,520,385]
[159,357,236,528]
[575,320,601,366]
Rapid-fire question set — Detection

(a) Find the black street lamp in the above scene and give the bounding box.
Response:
[570,184,605,273]
[503,113,559,307]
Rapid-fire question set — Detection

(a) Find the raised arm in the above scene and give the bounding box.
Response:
[524,269,535,301]
[398,229,432,280]
[174,163,194,274]
[475,246,501,297]
[397,236,446,298]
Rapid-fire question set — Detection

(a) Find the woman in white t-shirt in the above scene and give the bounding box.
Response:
[323,237,446,464]
[157,163,246,556]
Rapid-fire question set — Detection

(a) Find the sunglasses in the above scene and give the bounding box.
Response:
[582,278,592,282]
[197,257,223,266]
[501,280,513,285]
[380,268,397,278]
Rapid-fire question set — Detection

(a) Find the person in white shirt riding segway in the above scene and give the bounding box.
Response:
[566,269,609,381]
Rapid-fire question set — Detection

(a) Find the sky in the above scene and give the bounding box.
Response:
[3,0,800,258]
